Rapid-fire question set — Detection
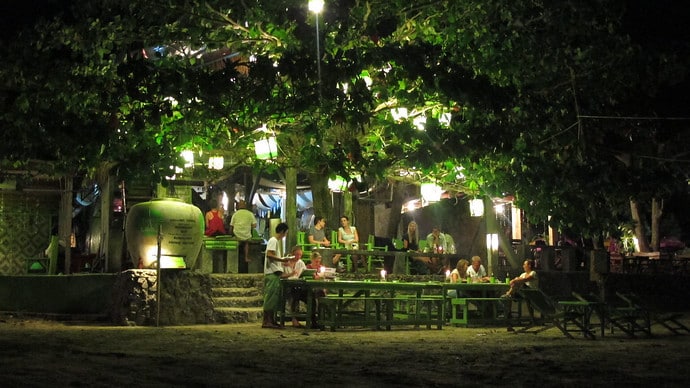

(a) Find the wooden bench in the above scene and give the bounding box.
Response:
[317,295,444,331]
[450,297,504,327]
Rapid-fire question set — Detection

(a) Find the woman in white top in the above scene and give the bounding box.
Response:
[447,259,470,298]
[338,216,364,272]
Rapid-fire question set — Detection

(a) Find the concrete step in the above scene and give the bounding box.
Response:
[214,307,263,324]
[214,296,263,308]
[209,274,264,289]
[212,287,261,298]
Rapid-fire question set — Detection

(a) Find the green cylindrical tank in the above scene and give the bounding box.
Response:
[125,198,204,269]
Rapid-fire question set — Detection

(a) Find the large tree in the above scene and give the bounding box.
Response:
[2,0,689,250]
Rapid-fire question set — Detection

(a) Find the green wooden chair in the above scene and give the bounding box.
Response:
[331,230,352,271]
[392,238,404,250]
[296,231,318,252]
[366,234,387,272]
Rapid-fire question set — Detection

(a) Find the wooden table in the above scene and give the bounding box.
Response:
[280,279,446,329]
[313,248,460,274]
[443,282,510,326]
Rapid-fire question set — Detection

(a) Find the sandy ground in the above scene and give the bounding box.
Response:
[1,315,690,388]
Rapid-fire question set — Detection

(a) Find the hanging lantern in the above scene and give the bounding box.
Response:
[208,156,224,170]
[486,233,499,251]
[420,182,442,203]
[254,135,278,160]
[328,175,348,192]
[469,198,484,217]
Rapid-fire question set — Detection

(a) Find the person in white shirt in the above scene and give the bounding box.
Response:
[466,255,490,283]
[230,200,257,272]
[282,246,307,327]
[262,222,291,329]
[502,260,538,298]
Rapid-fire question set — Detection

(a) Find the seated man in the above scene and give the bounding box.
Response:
[466,255,490,283]
[502,259,538,298]
[282,246,307,327]
[501,259,538,330]
[309,216,342,270]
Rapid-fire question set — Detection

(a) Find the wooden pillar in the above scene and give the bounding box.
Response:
[59,176,73,274]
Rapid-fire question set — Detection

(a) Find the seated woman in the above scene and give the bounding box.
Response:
[447,259,470,298]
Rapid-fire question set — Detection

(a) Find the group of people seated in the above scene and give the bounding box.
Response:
[307,215,368,272]
[270,245,326,327]
[446,256,538,298]
[404,221,456,275]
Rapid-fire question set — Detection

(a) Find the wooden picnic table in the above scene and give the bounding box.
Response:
[313,248,461,274]
[279,279,511,329]
[279,279,446,329]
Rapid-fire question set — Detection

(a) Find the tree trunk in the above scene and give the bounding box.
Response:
[308,172,332,229]
[650,197,663,251]
[285,166,298,249]
[630,199,650,252]
[60,176,73,274]
[386,181,405,238]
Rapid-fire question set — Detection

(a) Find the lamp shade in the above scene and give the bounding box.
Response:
[469,198,484,217]
[420,183,442,202]
[208,156,224,170]
[254,136,278,160]
[308,0,324,13]
[486,233,498,251]
[328,175,348,192]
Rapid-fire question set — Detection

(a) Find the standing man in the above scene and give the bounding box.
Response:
[230,200,258,273]
[262,222,291,329]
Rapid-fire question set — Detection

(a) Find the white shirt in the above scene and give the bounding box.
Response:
[285,260,307,279]
[264,236,284,274]
[466,264,487,279]
[230,209,257,240]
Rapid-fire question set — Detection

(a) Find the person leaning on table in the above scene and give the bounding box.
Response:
[305,251,327,328]
[466,255,490,283]
[262,222,292,329]
[447,259,470,298]
[282,245,308,328]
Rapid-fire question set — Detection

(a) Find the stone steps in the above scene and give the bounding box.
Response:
[212,287,261,298]
[209,274,264,323]
[214,307,263,324]
[214,296,263,308]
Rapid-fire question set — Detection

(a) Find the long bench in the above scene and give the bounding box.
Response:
[317,295,444,331]
[450,297,505,327]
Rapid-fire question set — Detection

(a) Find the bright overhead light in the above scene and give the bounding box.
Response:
[469,198,484,217]
[413,115,426,131]
[327,175,348,192]
[308,0,324,13]
[439,112,452,126]
[420,182,442,202]
[181,150,194,168]
[391,107,408,121]
[208,156,224,170]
